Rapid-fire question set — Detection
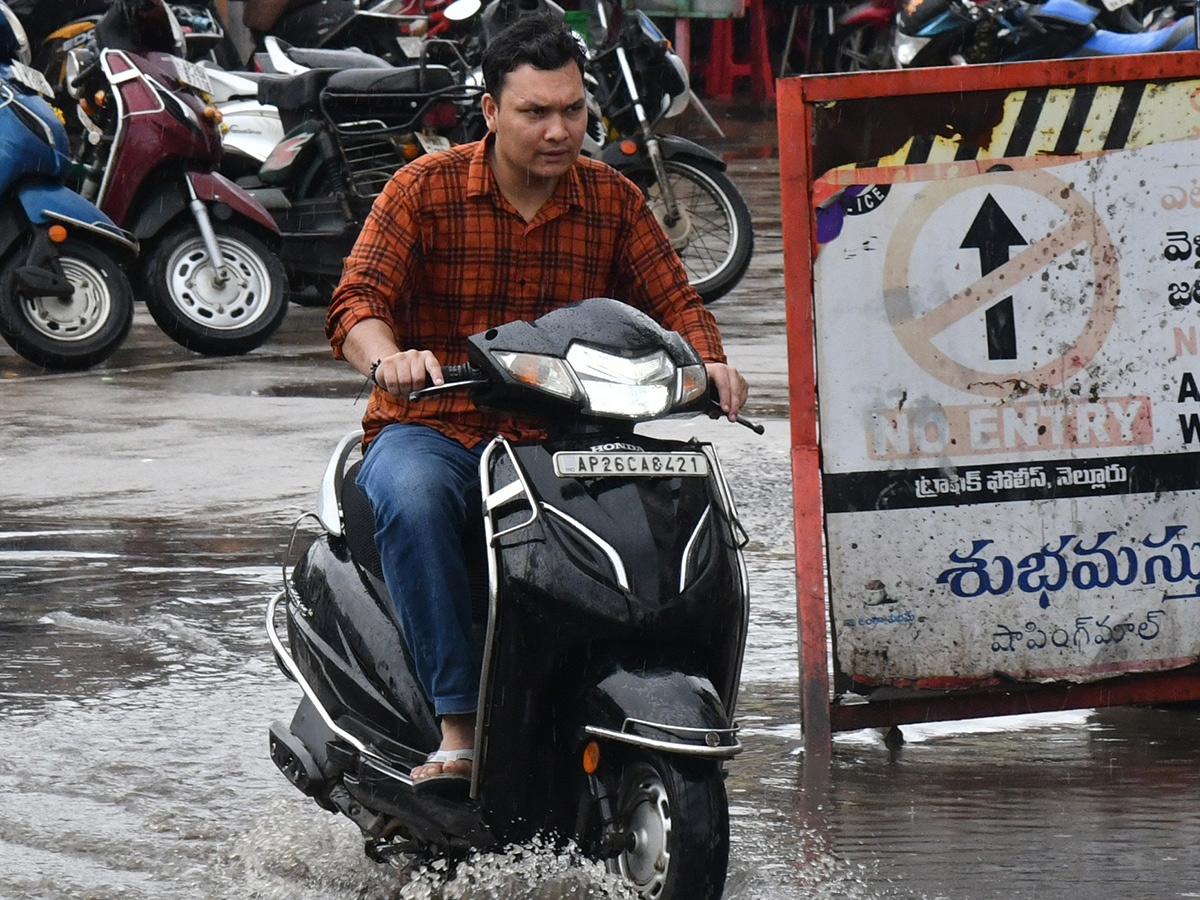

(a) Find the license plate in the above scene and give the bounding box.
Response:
[10,61,54,100]
[415,131,451,154]
[172,56,213,95]
[1099,0,1132,9]
[553,451,709,478]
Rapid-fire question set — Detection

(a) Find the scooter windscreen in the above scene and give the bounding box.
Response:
[462,297,711,422]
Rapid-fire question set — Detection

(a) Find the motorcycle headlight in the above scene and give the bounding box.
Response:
[893,32,932,67]
[661,53,690,119]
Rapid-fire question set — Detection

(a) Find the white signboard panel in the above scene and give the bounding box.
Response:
[815,114,1200,689]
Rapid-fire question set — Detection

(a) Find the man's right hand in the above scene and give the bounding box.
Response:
[373,349,444,397]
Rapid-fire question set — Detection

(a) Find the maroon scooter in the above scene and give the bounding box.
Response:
[64,0,287,355]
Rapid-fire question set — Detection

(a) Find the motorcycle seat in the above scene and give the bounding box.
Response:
[324,64,458,96]
[257,68,339,112]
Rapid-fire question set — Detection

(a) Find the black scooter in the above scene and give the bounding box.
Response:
[267,298,753,900]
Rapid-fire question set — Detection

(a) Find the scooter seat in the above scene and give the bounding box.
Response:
[324,64,458,96]
[285,46,393,70]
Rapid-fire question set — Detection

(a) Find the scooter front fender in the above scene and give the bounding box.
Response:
[187,170,281,237]
[579,664,741,759]
[15,181,138,257]
[601,133,727,173]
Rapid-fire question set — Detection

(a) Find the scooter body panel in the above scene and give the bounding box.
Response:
[94,48,223,225]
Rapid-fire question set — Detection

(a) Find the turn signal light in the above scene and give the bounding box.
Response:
[48,225,68,243]
[620,139,638,156]
[93,90,106,106]
[582,741,600,774]
[204,106,222,123]
[402,142,421,160]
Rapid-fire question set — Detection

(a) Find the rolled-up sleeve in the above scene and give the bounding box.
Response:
[615,181,727,364]
[326,172,421,359]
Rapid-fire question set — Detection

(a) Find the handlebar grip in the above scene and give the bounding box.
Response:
[422,363,480,389]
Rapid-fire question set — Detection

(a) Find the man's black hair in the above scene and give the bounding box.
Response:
[481,14,586,100]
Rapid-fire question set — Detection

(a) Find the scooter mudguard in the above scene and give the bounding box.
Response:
[188,170,281,236]
[601,133,727,173]
[578,663,741,759]
[15,181,138,255]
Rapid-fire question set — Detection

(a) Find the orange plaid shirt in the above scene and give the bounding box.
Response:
[327,136,728,448]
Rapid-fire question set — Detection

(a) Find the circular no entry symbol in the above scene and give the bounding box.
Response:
[882,169,1119,396]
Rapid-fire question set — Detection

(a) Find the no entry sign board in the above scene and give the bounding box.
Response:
[780,57,1200,749]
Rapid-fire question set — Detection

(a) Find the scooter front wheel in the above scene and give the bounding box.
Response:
[610,752,729,900]
[142,222,288,356]
[0,236,134,371]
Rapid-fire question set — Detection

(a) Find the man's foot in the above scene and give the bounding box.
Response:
[411,713,475,795]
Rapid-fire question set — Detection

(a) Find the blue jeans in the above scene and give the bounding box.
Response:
[356,423,486,716]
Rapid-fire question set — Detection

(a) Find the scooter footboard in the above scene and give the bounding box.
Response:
[578,665,741,759]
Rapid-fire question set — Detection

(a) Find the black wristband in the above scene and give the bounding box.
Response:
[368,359,382,387]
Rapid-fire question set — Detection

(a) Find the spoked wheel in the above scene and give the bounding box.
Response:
[608,753,729,900]
[143,222,288,356]
[630,159,754,304]
[0,237,134,371]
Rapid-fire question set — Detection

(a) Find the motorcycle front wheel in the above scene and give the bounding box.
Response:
[608,752,729,900]
[142,222,288,356]
[628,158,754,304]
[0,236,134,371]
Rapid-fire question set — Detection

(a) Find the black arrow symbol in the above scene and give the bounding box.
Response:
[961,194,1028,361]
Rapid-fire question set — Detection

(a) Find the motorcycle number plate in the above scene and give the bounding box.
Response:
[553,451,709,478]
[415,132,452,154]
[10,61,54,100]
[172,56,213,96]
[1099,0,1133,8]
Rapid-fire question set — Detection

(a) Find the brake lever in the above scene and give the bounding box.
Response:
[709,399,764,434]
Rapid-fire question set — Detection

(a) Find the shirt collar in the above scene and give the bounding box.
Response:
[467,133,585,212]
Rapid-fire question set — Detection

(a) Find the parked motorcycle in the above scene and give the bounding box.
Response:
[894,0,1196,67]
[267,297,752,900]
[808,0,896,72]
[63,0,288,355]
[243,0,426,62]
[0,2,137,370]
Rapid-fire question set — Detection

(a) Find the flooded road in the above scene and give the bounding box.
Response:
[3,100,1200,900]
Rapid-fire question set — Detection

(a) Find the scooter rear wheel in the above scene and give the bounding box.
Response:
[0,236,134,371]
[610,752,729,900]
[142,222,288,356]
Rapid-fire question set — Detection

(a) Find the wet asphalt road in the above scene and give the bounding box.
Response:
[3,99,1200,900]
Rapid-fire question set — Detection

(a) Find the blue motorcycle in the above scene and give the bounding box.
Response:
[0,2,136,370]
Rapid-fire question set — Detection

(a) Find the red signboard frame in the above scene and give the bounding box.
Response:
[779,56,1200,757]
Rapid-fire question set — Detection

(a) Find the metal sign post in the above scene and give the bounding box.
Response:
[781,56,1200,757]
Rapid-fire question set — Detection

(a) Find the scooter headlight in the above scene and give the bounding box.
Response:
[492,344,708,419]
[567,344,706,418]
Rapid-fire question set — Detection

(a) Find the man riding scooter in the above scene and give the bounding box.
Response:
[325,14,748,793]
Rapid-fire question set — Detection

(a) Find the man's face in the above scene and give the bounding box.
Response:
[483,61,587,184]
